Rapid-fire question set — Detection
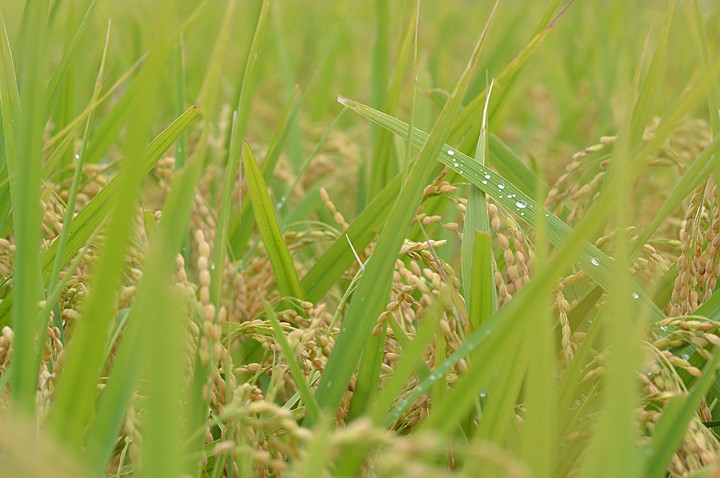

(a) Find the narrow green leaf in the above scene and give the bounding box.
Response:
[196,0,237,125]
[210,0,270,305]
[45,0,97,121]
[522,210,556,478]
[470,232,495,328]
[228,85,301,256]
[243,141,304,300]
[462,79,495,327]
[136,162,201,478]
[684,0,720,135]
[472,343,528,443]
[366,0,392,199]
[346,329,385,422]
[7,0,49,412]
[173,35,188,169]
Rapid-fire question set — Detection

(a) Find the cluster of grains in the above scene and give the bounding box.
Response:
[173,253,203,379]
[552,271,588,366]
[296,122,361,193]
[58,279,88,344]
[668,178,720,316]
[228,255,274,323]
[592,228,670,288]
[210,384,312,477]
[282,228,337,254]
[376,259,429,339]
[649,116,712,168]
[0,327,13,381]
[487,202,531,305]
[0,237,14,277]
[420,169,463,235]
[320,187,349,231]
[545,136,612,222]
[194,229,232,409]
[640,320,720,476]
[545,117,711,232]
[122,399,144,471]
[154,156,176,184]
[55,162,111,211]
[377,431,529,477]
[630,242,670,286]
[40,188,65,241]
[420,171,461,221]
[303,419,530,477]
[232,301,336,405]
[650,317,720,366]
[190,191,218,256]
[379,253,468,428]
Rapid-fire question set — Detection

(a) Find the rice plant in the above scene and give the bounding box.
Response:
[0,0,719,476]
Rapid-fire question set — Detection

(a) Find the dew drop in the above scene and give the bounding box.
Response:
[484,173,491,179]
[497,183,505,190]
[327,380,333,388]
[659,325,669,333]
[480,391,488,399]
[590,257,600,266]
[515,200,528,209]
[74,153,80,160]
[210,262,216,271]
[447,149,455,156]
[481,180,488,185]
[631,292,639,300]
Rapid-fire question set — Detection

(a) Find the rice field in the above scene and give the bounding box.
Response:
[0,0,719,476]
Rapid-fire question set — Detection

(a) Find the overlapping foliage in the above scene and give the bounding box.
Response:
[0,0,719,477]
